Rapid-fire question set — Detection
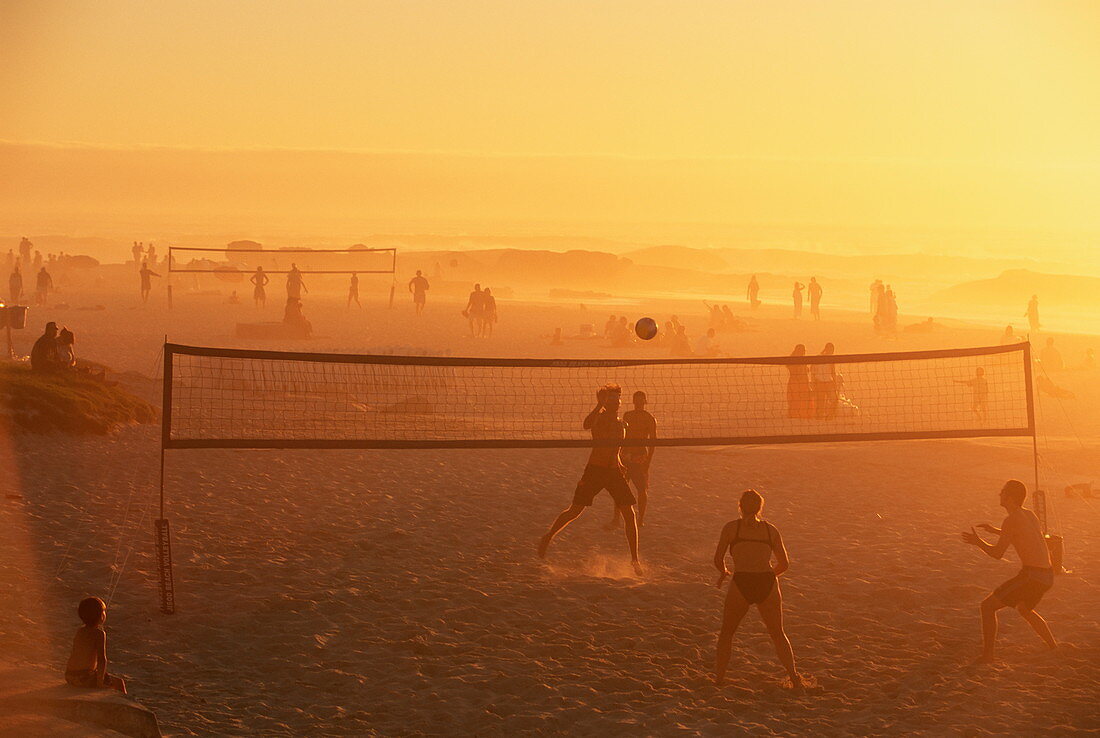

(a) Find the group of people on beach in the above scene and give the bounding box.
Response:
[785,342,845,419]
[535,382,1059,688]
[870,279,900,335]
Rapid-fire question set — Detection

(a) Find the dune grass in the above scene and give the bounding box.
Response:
[0,363,157,434]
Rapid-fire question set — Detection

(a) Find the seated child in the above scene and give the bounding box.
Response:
[65,596,127,694]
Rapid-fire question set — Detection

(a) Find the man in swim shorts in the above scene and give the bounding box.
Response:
[961,479,1057,663]
[539,384,642,574]
[607,390,656,529]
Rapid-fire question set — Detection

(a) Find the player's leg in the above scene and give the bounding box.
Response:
[978,592,1008,662]
[757,582,801,686]
[538,503,586,557]
[715,583,751,685]
[1017,604,1056,650]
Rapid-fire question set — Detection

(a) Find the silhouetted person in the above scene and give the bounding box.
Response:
[146,244,156,268]
[786,344,813,419]
[607,391,657,529]
[9,265,23,303]
[286,263,307,300]
[604,315,617,338]
[713,489,801,687]
[791,281,804,318]
[808,277,822,320]
[31,321,61,371]
[1040,337,1063,371]
[747,275,760,309]
[668,324,692,356]
[1000,325,1019,344]
[955,367,988,422]
[282,297,312,338]
[464,284,484,337]
[538,384,642,574]
[250,266,269,308]
[812,342,838,419]
[961,480,1056,663]
[131,241,143,266]
[1025,295,1040,334]
[57,328,76,369]
[695,327,719,357]
[139,261,160,304]
[35,267,53,306]
[870,279,884,318]
[19,236,32,264]
[610,315,631,347]
[348,273,361,308]
[66,597,127,694]
[481,287,497,336]
[408,270,429,316]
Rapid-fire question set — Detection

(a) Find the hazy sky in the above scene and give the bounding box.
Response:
[3,1,1100,238]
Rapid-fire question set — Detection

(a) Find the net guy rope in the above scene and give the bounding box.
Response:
[153,341,1035,613]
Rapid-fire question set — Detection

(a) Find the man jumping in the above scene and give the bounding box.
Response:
[961,479,1057,663]
[539,384,642,574]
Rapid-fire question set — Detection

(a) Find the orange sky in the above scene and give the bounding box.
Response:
[3,1,1100,241]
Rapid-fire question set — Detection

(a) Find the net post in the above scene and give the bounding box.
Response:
[156,340,176,613]
[1021,341,1045,532]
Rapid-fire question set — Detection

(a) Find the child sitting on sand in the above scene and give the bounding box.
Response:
[65,597,127,694]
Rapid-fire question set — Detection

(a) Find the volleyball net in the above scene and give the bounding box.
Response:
[167,246,396,276]
[161,342,1034,449]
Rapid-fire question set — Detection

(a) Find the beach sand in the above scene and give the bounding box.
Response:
[3,284,1099,735]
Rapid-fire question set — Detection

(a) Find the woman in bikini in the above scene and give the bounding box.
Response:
[712,489,802,687]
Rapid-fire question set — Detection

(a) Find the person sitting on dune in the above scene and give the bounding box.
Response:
[713,489,802,687]
[65,597,127,694]
[30,321,62,371]
[961,480,1057,664]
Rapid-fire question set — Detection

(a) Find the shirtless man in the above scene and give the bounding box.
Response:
[408,270,429,316]
[954,367,988,422]
[139,261,160,304]
[539,384,642,574]
[607,391,656,529]
[961,479,1057,663]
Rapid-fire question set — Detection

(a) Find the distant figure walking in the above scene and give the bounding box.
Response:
[607,391,657,529]
[139,261,160,304]
[250,266,269,308]
[408,270,430,316]
[538,384,642,575]
[713,489,801,687]
[9,265,23,303]
[792,281,804,318]
[286,264,307,301]
[786,344,814,419]
[464,284,484,337]
[348,273,361,308]
[808,277,823,320]
[870,279,884,317]
[812,343,838,419]
[35,266,53,306]
[131,241,143,266]
[1025,295,1040,334]
[481,287,497,336]
[19,236,33,264]
[747,275,761,309]
[961,480,1057,663]
[954,367,988,422]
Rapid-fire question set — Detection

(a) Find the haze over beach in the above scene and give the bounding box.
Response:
[2,1,1099,736]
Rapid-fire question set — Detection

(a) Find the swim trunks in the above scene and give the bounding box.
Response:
[993,566,1053,610]
[620,450,650,488]
[572,464,636,508]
